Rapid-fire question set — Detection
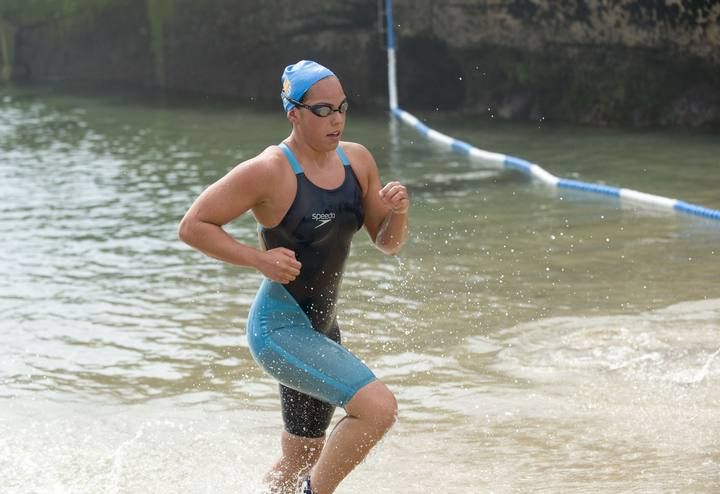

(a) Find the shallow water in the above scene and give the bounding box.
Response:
[1,86,719,493]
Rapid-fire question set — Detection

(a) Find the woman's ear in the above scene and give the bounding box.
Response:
[287,108,299,124]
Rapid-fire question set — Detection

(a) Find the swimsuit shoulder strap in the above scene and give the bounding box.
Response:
[335,145,351,167]
[278,142,304,175]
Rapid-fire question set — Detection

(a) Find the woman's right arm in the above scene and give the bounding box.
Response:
[178,152,301,284]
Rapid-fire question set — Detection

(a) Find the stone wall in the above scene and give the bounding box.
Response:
[1,0,718,127]
[392,0,720,126]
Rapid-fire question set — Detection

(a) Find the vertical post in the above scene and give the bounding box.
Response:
[385,0,398,111]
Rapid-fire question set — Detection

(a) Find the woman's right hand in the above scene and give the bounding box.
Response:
[257,247,302,284]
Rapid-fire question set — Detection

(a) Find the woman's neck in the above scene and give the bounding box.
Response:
[285,133,335,169]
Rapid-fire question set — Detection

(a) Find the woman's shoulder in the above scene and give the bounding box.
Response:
[339,141,377,171]
[339,141,371,159]
[257,144,289,167]
[222,145,293,196]
[338,141,378,194]
[237,145,290,176]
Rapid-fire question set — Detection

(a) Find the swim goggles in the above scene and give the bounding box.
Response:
[282,94,349,117]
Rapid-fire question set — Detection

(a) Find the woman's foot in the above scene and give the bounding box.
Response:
[301,476,314,494]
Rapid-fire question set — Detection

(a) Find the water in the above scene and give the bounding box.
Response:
[1,86,719,493]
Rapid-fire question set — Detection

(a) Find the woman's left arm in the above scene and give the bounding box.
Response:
[348,143,409,255]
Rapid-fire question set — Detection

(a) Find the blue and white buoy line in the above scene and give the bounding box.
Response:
[383,0,720,222]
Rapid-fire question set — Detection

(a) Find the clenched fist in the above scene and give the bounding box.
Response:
[257,247,301,284]
[379,181,409,214]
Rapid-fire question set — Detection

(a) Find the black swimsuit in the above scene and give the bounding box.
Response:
[261,143,365,332]
[246,142,375,438]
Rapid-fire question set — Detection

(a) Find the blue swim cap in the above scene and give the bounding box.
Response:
[281,60,335,112]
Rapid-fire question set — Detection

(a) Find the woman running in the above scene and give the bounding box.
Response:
[178,60,409,494]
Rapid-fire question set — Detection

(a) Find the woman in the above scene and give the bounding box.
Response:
[179,60,409,494]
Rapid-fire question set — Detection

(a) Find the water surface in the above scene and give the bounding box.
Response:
[1,86,719,493]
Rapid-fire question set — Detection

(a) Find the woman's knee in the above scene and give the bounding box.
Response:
[375,390,398,432]
[347,381,398,432]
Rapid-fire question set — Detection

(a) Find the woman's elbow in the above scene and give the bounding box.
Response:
[178,216,196,245]
[374,239,403,256]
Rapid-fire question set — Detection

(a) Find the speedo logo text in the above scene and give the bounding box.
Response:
[312,212,335,229]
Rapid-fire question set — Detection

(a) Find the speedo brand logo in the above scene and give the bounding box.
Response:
[312,212,335,229]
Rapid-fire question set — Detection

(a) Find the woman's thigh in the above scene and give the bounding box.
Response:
[247,279,376,408]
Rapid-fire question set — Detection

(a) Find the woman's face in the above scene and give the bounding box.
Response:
[290,76,347,152]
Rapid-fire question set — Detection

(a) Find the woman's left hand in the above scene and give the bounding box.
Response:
[379,181,409,214]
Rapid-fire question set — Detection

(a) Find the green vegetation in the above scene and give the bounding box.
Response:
[145,0,175,87]
[0,0,111,26]
[0,0,116,83]
[0,0,177,85]
[0,18,14,82]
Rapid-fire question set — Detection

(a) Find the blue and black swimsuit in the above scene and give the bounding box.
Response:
[247,142,376,438]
